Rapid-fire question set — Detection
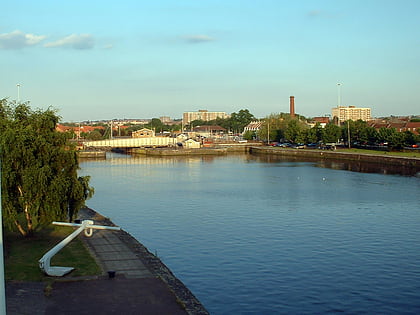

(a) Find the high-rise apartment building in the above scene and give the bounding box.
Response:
[183,110,230,125]
[332,106,371,123]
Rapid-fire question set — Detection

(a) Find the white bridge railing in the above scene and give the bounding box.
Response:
[83,137,178,148]
[39,220,120,276]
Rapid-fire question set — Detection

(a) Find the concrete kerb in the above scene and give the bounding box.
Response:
[77,207,209,315]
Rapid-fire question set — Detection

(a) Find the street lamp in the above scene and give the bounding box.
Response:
[337,83,341,107]
[16,84,21,103]
[338,83,350,148]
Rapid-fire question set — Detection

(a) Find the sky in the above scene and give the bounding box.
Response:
[1,0,419,122]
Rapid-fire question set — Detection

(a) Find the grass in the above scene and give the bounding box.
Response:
[4,225,102,282]
[335,148,420,158]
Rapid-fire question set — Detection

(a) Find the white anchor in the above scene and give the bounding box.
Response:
[39,220,120,277]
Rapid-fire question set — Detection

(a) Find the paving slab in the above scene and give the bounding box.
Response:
[6,207,209,314]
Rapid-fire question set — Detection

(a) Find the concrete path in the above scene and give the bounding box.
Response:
[6,208,208,314]
[83,228,153,279]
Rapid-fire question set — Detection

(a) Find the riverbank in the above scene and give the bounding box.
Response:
[77,150,106,159]
[6,207,209,315]
[250,146,420,169]
[78,207,209,314]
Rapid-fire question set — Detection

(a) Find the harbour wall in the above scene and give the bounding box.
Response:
[250,147,420,168]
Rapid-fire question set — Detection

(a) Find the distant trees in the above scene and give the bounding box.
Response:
[0,99,94,236]
[257,113,308,143]
[322,123,341,143]
[255,114,419,148]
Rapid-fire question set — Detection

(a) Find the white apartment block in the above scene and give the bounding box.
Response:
[332,106,371,123]
[183,110,230,125]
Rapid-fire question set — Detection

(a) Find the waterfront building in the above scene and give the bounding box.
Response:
[243,121,263,134]
[332,106,371,123]
[193,125,227,138]
[132,128,155,138]
[183,110,230,125]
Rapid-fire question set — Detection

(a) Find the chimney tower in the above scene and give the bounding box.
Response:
[290,96,295,118]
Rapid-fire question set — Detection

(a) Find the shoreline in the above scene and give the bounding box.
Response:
[249,146,420,169]
[78,207,209,315]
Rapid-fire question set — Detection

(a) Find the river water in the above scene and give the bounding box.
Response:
[79,153,420,314]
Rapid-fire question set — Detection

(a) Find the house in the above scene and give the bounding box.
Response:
[368,120,420,135]
[183,139,201,149]
[243,121,262,134]
[132,128,155,138]
[193,125,226,138]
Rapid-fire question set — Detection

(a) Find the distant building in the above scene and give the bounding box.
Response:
[243,121,263,134]
[132,128,155,138]
[183,139,201,149]
[308,117,330,128]
[368,120,420,135]
[193,125,227,138]
[160,116,171,123]
[183,110,229,125]
[332,106,371,123]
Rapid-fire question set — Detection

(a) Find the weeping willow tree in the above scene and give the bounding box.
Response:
[0,99,94,237]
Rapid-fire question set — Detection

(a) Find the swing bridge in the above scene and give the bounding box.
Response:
[83,137,178,149]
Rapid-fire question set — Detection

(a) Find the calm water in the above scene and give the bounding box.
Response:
[79,153,420,314]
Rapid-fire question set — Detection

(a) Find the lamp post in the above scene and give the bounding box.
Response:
[337,83,350,148]
[16,84,21,103]
[337,83,341,107]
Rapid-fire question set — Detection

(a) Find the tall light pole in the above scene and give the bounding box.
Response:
[16,84,21,103]
[338,83,350,148]
[337,83,342,107]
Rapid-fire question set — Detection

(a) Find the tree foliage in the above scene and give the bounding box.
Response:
[322,123,341,143]
[0,99,94,236]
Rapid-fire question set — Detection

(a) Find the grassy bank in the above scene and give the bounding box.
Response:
[336,148,419,158]
[4,225,101,281]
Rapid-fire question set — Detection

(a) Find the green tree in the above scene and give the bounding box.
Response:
[284,119,308,143]
[322,123,341,143]
[243,130,256,140]
[378,127,396,144]
[403,130,417,146]
[257,113,289,142]
[0,99,94,237]
[83,129,103,140]
[307,123,323,144]
[146,118,165,132]
[229,109,256,133]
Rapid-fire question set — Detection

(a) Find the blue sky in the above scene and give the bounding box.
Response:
[1,0,419,121]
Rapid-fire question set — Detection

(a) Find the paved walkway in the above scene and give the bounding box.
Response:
[6,208,208,315]
[83,228,153,279]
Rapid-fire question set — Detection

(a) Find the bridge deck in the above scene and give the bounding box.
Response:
[83,137,178,148]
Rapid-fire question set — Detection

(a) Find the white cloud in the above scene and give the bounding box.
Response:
[44,34,94,49]
[306,10,334,19]
[0,30,46,49]
[183,34,215,44]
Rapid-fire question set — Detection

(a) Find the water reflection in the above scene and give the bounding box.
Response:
[250,154,420,176]
[79,152,420,314]
[81,152,419,176]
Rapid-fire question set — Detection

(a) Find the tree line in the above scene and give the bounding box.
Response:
[245,113,420,149]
